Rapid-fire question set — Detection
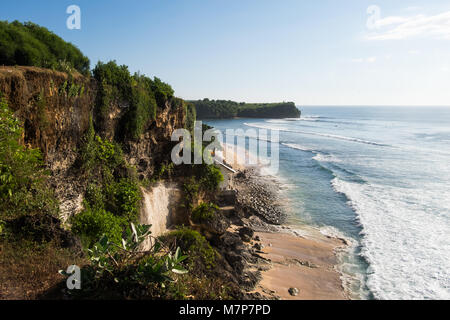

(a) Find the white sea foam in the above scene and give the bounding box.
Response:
[281,143,316,153]
[312,153,343,163]
[319,226,371,300]
[331,177,450,300]
[244,123,389,147]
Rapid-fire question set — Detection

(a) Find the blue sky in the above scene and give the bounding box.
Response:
[1,0,450,105]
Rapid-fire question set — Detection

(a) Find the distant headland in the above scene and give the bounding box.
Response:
[189,99,301,119]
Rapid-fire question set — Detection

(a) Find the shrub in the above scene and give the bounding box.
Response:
[191,202,218,223]
[93,61,132,103]
[152,77,174,107]
[163,227,216,270]
[71,206,124,247]
[198,164,224,192]
[121,75,159,139]
[61,224,188,298]
[84,183,105,210]
[152,162,174,181]
[107,178,141,222]
[93,61,173,139]
[79,118,124,176]
[79,179,142,247]
[184,102,196,131]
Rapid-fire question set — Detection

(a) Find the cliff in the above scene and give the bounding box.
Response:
[190,99,301,119]
[0,66,282,300]
[0,66,186,220]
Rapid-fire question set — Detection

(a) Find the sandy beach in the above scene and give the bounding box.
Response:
[220,142,348,300]
[253,231,347,300]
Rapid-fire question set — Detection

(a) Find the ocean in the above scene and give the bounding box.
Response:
[205,106,450,300]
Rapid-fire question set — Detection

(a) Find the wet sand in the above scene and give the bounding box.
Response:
[254,230,347,300]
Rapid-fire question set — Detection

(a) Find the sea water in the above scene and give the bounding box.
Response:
[206,106,450,300]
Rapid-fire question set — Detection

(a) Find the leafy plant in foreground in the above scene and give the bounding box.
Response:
[61,223,188,297]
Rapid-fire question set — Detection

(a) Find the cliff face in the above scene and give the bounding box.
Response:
[0,66,186,220]
[124,100,185,180]
[0,66,93,170]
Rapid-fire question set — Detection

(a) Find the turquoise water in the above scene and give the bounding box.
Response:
[206,106,450,300]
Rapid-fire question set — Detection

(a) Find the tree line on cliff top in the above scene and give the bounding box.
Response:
[190,99,300,119]
[0,20,90,74]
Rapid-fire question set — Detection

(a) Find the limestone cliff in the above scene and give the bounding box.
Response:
[0,66,186,220]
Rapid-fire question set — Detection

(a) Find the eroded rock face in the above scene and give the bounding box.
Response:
[140,182,185,250]
[0,66,93,165]
[0,67,94,221]
[0,66,187,221]
[123,100,185,179]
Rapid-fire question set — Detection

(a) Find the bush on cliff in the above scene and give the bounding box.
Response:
[185,102,196,131]
[79,118,124,178]
[75,178,141,247]
[93,60,174,139]
[162,227,217,271]
[0,98,58,219]
[61,224,188,299]
[71,207,124,247]
[197,164,224,192]
[75,117,142,247]
[191,202,218,223]
[0,20,90,74]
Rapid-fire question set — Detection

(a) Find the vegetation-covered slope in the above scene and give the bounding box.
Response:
[0,21,90,74]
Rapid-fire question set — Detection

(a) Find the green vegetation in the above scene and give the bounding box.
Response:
[71,207,124,247]
[191,202,218,223]
[74,117,142,247]
[93,60,174,139]
[78,118,124,185]
[152,162,175,182]
[184,101,196,131]
[190,98,300,119]
[0,21,239,299]
[163,227,216,271]
[61,223,188,298]
[180,164,223,215]
[181,177,200,211]
[182,129,224,195]
[0,97,58,219]
[152,77,174,107]
[0,21,90,74]
[196,164,224,192]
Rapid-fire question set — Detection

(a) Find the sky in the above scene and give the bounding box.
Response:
[1,0,450,106]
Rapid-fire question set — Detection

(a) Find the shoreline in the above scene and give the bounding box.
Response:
[252,230,347,300]
[220,143,349,300]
